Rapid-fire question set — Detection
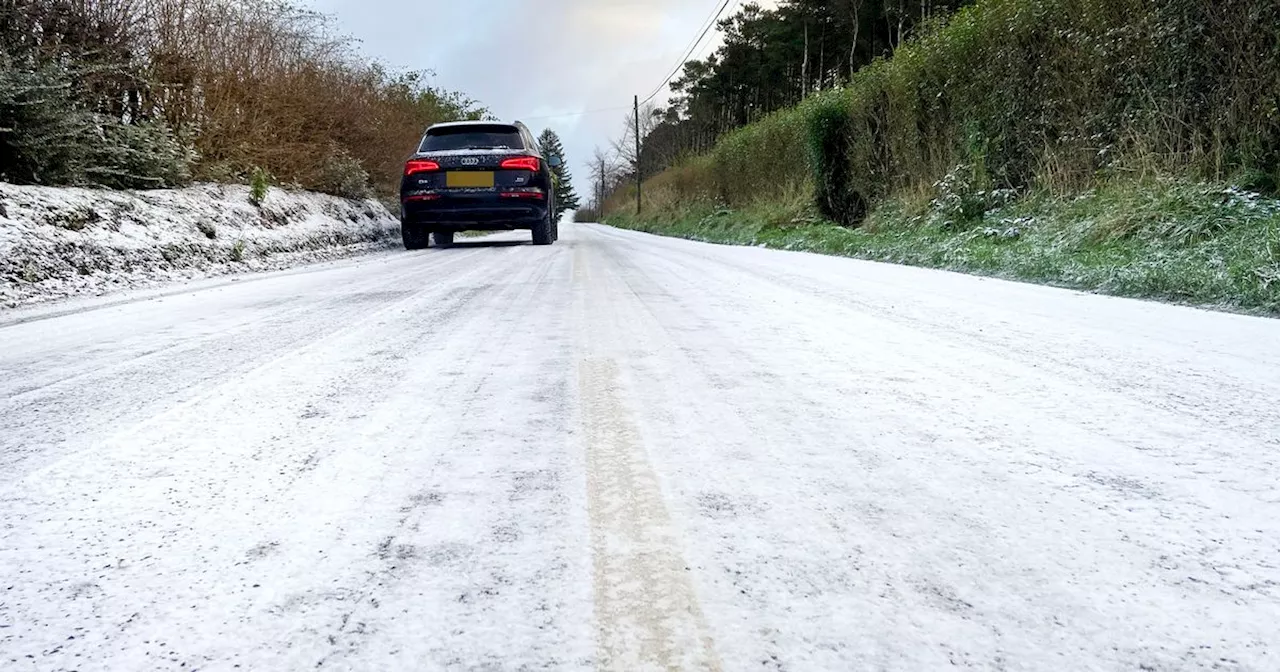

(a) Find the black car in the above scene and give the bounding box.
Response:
[399,120,560,249]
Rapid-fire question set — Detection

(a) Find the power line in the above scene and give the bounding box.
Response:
[662,0,729,76]
[526,2,735,127]
[641,0,733,104]
[641,0,739,105]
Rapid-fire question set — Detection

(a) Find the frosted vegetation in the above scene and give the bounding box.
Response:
[601,0,1280,312]
[0,183,398,308]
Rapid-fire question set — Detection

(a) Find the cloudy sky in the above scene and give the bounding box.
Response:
[304,0,775,193]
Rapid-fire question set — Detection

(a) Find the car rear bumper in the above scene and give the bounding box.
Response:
[402,193,546,230]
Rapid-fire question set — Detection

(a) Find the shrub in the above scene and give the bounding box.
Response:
[0,63,91,185]
[803,91,865,226]
[313,149,372,200]
[0,63,193,189]
[86,120,195,189]
[249,168,270,206]
[927,164,1018,229]
[712,107,809,207]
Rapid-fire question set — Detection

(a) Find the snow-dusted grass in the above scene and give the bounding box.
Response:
[606,180,1280,314]
[0,182,400,308]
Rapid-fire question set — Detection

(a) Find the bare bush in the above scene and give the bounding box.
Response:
[0,0,484,194]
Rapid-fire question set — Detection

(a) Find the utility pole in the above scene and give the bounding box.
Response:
[634,94,642,215]
[598,155,606,219]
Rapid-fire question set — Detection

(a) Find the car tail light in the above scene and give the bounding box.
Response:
[405,160,440,176]
[403,193,441,202]
[499,157,540,172]
[500,191,545,200]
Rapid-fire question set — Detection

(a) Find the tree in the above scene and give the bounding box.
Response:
[590,146,625,214]
[537,128,581,216]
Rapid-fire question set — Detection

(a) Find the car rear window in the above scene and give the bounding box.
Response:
[419,125,525,152]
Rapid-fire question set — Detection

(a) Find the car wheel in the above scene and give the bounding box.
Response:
[532,213,553,246]
[402,222,427,250]
[549,195,558,241]
[433,231,454,248]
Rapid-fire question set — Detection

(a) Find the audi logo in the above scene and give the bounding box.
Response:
[460,158,480,166]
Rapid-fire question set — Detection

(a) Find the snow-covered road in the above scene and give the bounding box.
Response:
[2,223,1278,671]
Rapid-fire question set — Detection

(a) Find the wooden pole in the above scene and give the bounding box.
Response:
[634,95,642,215]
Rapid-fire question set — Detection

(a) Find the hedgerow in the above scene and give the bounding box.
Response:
[620,0,1280,227]
[0,0,484,195]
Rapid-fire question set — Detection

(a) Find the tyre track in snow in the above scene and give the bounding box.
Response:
[573,243,722,672]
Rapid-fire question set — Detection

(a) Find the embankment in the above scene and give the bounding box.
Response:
[0,183,399,308]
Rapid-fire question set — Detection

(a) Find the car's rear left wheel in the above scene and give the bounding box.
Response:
[402,222,428,250]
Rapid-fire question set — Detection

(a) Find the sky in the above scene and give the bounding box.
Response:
[303,0,777,197]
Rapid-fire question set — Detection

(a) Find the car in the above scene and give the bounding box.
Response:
[399,120,560,249]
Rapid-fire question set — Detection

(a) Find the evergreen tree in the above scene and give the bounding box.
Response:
[537,128,581,216]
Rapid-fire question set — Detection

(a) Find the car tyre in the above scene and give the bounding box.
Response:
[433,231,454,248]
[402,222,428,250]
[549,194,558,241]
[532,212,553,246]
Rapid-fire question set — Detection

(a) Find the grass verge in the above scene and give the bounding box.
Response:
[605,180,1280,314]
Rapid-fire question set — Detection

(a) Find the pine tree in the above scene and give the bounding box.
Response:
[537,128,581,216]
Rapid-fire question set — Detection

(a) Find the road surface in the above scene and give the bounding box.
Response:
[2,223,1278,671]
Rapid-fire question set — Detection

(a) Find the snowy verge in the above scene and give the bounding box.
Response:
[0,182,401,308]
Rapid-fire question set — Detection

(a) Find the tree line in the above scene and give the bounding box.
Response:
[586,0,974,208]
[0,0,484,196]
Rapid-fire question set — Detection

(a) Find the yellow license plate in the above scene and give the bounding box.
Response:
[446,171,495,188]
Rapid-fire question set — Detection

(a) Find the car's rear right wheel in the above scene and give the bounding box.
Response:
[402,222,428,250]
[531,216,553,246]
[432,231,454,248]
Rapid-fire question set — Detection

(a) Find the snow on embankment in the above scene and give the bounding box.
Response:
[0,182,400,308]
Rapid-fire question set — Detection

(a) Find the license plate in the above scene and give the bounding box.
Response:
[446,171,494,188]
